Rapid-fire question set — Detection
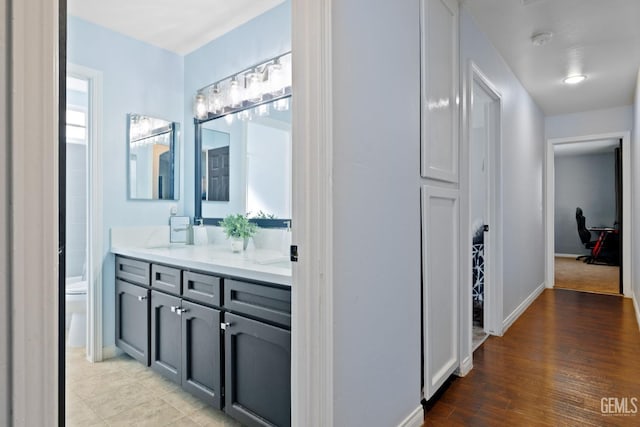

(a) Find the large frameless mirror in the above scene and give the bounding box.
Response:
[127,113,180,200]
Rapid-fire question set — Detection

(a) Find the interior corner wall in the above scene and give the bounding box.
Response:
[331,0,422,425]
[633,68,640,304]
[67,16,185,347]
[460,8,546,322]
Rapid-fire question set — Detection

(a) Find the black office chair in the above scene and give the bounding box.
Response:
[575,207,596,262]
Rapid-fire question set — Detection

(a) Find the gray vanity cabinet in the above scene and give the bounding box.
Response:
[115,279,150,366]
[181,300,222,409]
[150,290,182,384]
[150,290,223,409]
[224,313,291,427]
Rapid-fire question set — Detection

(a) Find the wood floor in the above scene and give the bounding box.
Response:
[423,289,640,426]
[555,256,620,295]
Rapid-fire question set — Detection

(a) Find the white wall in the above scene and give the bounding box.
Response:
[461,9,546,323]
[546,105,633,139]
[633,69,640,307]
[331,0,422,425]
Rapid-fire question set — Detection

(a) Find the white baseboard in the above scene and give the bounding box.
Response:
[503,282,545,333]
[102,345,123,360]
[397,405,424,427]
[554,253,582,258]
[455,356,472,377]
[633,291,640,331]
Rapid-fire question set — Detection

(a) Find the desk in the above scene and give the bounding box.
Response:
[588,227,618,264]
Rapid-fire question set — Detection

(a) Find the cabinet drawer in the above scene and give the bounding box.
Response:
[182,271,222,307]
[151,264,181,295]
[224,280,291,328]
[115,256,150,286]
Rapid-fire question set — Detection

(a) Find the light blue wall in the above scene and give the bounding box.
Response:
[183,0,291,218]
[68,16,184,347]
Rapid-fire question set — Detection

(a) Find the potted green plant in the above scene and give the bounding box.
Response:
[219,214,258,252]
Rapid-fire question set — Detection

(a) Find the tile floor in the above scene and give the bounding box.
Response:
[65,347,242,427]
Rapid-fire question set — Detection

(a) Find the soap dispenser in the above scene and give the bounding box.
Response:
[193,218,208,246]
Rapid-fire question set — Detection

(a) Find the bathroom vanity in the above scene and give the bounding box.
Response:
[112,246,291,427]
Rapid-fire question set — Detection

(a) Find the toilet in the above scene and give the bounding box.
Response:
[66,276,87,347]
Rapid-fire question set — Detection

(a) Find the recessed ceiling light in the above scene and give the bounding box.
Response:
[563,75,587,85]
[531,32,553,46]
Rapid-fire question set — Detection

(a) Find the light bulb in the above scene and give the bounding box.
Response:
[245,70,262,102]
[268,60,284,95]
[194,93,208,119]
[563,74,587,85]
[208,85,222,114]
[225,114,234,125]
[229,77,242,107]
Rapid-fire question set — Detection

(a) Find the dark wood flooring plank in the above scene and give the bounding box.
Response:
[424,289,640,426]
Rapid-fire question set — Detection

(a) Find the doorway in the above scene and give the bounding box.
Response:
[67,64,104,364]
[545,132,632,297]
[469,69,500,350]
[552,139,622,295]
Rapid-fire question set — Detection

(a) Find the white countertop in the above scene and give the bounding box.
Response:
[111,244,292,287]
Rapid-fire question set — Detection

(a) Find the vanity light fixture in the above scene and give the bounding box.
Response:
[563,74,587,85]
[193,51,292,122]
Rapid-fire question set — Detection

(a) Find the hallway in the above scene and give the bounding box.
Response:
[424,289,640,426]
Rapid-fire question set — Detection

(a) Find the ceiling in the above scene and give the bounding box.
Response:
[68,0,285,55]
[463,0,640,116]
[554,138,620,156]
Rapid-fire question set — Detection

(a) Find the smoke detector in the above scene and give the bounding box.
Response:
[531,32,553,46]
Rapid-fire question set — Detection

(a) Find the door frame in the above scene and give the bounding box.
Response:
[459,61,504,374]
[11,0,335,424]
[545,132,632,297]
[67,63,104,363]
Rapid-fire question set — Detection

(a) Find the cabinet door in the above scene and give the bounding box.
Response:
[224,313,291,427]
[151,290,182,384]
[181,300,222,409]
[422,185,459,399]
[420,0,459,182]
[115,279,150,366]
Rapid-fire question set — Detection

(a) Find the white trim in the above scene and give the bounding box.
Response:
[10,0,60,424]
[502,283,545,333]
[396,406,424,427]
[545,132,632,296]
[68,63,104,363]
[459,61,504,376]
[633,293,640,331]
[291,0,334,425]
[101,345,122,360]
[456,355,473,377]
[555,253,583,258]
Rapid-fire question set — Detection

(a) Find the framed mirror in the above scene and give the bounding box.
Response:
[127,113,180,200]
[195,96,292,227]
